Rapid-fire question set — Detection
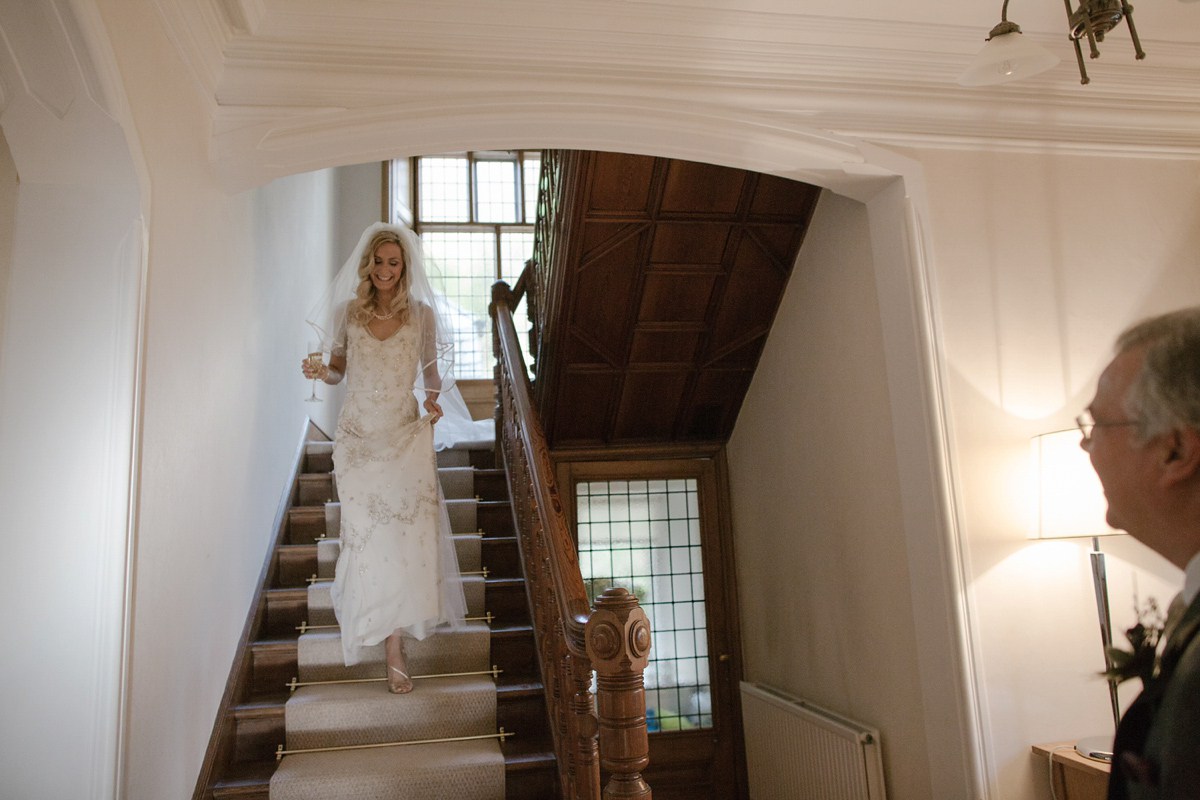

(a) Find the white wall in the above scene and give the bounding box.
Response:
[335,161,386,273]
[0,130,17,356]
[93,5,380,798]
[909,148,1200,799]
[728,191,935,800]
[731,150,1200,800]
[125,164,340,800]
[0,4,145,794]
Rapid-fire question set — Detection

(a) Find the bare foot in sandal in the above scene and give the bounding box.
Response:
[385,632,413,694]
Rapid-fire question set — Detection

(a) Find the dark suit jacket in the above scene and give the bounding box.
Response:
[1108,595,1200,800]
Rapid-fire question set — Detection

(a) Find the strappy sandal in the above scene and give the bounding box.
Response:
[388,665,413,694]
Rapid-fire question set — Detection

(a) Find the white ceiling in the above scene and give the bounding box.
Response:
[151,0,1200,188]
[611,0,1200,42]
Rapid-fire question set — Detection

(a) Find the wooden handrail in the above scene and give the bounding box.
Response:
[493,280,591,648]
[491,275,651,800]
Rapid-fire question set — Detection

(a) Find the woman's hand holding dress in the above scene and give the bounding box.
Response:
[423,396,443,423]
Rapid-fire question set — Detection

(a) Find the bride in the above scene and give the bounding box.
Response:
[302,222,468,693]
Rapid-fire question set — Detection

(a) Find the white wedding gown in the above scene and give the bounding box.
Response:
[330,315,467,666]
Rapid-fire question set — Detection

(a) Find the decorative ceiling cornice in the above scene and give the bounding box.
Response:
[214,0,267,34]
[151,0,1200,189]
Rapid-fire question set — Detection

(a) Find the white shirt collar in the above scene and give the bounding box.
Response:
[1182,549,1200,606]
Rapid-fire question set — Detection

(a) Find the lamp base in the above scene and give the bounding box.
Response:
[1075,734,1114,762]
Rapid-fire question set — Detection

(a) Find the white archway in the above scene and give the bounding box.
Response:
[218,94,900,201]
[225,106,981,797]
[0,2,979,795]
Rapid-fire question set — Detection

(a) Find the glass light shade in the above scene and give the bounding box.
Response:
[1031,429,1121,539]
[958,30,1061,86]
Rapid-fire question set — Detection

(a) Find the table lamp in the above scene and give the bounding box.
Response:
[1032,428,1124,760]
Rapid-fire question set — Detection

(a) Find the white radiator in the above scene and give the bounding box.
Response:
[740,682,887,800]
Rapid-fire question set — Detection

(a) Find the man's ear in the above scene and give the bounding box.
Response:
[1160,426,1200,486]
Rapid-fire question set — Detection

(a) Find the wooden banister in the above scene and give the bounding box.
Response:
[491,277,652,800]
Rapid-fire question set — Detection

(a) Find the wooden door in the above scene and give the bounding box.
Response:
[558,453,747,800]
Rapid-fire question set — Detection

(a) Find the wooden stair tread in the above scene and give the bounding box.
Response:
[252,639,298,658]
[211,759,274,798]
[489,623,533,638]
[486,579,525,592]
[288,506,323,518]
[265,587,307,600]
[496,681,543,696]
[501,737,557,769]
[235,697,287,718]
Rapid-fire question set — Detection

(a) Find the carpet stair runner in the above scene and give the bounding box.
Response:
[205,440,557,800]
[271,443,504,800]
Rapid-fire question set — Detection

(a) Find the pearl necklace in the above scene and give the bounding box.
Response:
[373,309,398,321]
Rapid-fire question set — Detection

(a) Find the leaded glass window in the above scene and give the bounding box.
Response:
[396,152,540,378]
[576,479,712,730]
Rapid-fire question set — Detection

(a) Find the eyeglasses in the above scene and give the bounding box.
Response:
[1075,409,1140,441]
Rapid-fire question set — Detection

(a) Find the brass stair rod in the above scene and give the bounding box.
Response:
[296,612,492,633]
[276,728,512,760]
[307,567,487,583]
[287,665,503,692]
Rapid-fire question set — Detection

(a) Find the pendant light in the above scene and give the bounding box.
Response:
[960,0,1150,86]
[1064,0,1145,85]
[958,1,1061,86]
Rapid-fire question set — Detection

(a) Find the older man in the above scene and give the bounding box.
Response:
[1082,307,1200,800]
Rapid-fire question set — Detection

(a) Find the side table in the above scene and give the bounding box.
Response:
[1032,742,1110,800]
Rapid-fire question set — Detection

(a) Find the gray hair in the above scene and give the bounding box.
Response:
[1116,306,1200,439]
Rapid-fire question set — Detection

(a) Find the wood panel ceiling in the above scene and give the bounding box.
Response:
[535,151,820,450]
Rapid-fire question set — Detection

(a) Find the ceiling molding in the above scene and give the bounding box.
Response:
[151,0,1200,187]
[215,0,266,34]
[848,130,1200,159]
[0,2,77,119]
[51,0,117,119]
[152,0,237,116]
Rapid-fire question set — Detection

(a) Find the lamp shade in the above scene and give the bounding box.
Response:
[958,30,1061,86]
[1032,429,1121,539]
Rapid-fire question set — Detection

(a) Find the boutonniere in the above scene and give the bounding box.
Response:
[1103,597,1166,687]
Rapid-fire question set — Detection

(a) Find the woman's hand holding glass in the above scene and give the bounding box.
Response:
[302,340,326,402]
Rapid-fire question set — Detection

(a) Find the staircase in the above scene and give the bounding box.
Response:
[205,438,556,800]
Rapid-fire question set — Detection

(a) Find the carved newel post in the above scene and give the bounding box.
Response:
[586,587,652,799]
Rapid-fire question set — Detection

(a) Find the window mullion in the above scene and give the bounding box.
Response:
[409,156,419,231]
[516,154,525,224]
[494,224,503,282]
[467,151,477,224]
[516,154,525,225]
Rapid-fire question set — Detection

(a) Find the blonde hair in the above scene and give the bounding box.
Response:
[350,229,411,327]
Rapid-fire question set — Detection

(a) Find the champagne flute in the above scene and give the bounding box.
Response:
[305,340,324,403]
